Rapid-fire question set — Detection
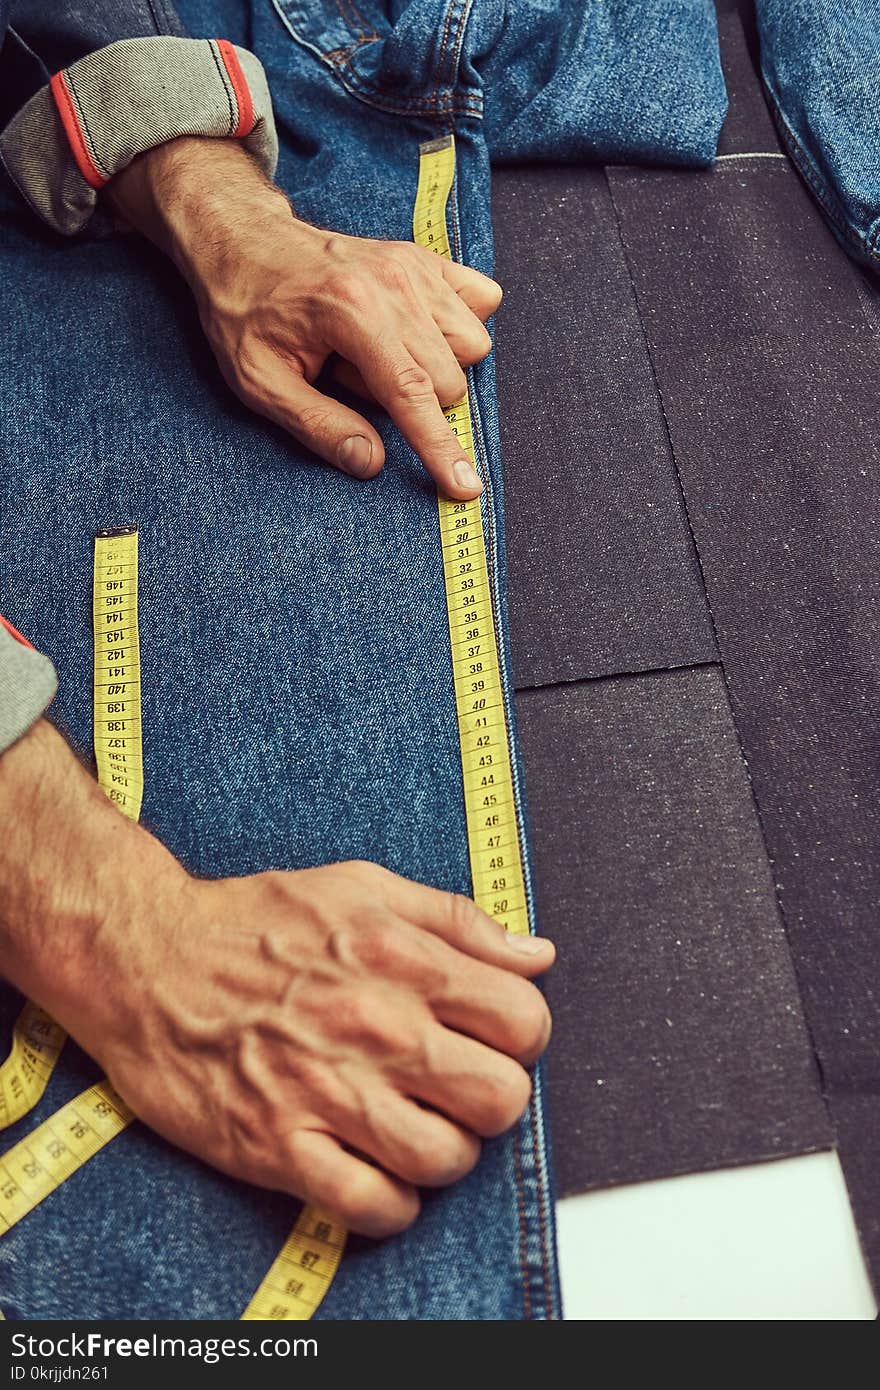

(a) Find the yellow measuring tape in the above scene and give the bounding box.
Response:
[0,530,344,1318]
[415,135,528,936]
[93,527,144,819]
[0,1004,66,1131]
[0,133,525,1317]
[0,529,145,1131]
[0,538,144,1237]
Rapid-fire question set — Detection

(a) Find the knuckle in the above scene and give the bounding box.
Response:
[340,1176,419,1236]
[354,916,400,973]
[392,239,425,260]
[281,1131,312,1183]
[342,859,391,885]
[406,1130,479,1187]
[290,400,334,438]
[325,1171,374,1227]
[465,325,492,359]
[438,366,468,406]
[447,892,479,937]
[374,257,410,292]
[479,1063,532,1136]
[505,984,551,1060]
[388,360,435,402]
[387,241,429,273]
[325,268,368,308]
[336,986,417,1056]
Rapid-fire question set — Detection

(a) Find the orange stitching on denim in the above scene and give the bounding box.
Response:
[347,0,379,40]
[334,0,375,43]
[448,0,471,106]
[445,172,551,1318]
[529,1096,554,1315]
[512,1128,533,1319]
[324,33,480,116]
[427,2,478,122]
[469,416,541,1319]
[321,0,483,119]
[329,67,480,116]
[432,0,458,98]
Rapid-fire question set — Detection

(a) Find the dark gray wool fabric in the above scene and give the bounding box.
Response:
[496,9,880,1294]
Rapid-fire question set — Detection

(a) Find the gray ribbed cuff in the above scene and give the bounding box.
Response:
[0,624,58,756]
[0,36,279,235]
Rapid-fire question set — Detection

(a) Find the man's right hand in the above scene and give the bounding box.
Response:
[107,137,503,502]
[0,721,553,1237]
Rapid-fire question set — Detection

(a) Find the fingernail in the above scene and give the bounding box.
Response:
[339,435,374,477]
[506,934,552,954]
[453,458,483,492]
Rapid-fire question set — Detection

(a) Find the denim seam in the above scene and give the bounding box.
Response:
[762,80,879,264]
[326,54,481,117]
[511,1137,532,1319]
[604,169,834,1121]
[321,49,482,117]
[448,156,559,1322]
[431,1,457,97]
[866,216,880,258]
[461,285,560,1320]
[448,251,534,1323]
[425,2,465,117]
[333,0,377,43]
[271,0,483,119]
[444,1,474,109]
[528,1095,554,1310]
[433,0,473,97]
[145,1,166,35]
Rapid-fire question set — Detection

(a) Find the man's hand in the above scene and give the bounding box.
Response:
[0,721,554,1237]
[108,137,502,499]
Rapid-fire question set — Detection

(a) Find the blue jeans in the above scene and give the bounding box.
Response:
[0,1,729,1320]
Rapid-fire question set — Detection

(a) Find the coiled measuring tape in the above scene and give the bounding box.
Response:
[0,1004,66,1131]
[0,133,525,1316]
[0,530,344,1318]
[0,534,144,1241]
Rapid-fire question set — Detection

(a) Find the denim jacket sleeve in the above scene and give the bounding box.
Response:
[0,0,278,236]
[0,3,278,749]
[0,617,57,756]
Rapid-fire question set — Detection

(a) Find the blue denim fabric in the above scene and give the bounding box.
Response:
[4,0,880,277]
[0,0,746,1324]
[757,0,880,272]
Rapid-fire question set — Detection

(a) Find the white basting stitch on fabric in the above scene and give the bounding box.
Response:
[714,152,788,161]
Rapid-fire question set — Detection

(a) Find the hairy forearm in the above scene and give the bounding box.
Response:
[0,719,186,1055]
[106,135,296,285]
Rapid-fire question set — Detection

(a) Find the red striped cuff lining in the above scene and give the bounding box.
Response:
[0,615,35,650]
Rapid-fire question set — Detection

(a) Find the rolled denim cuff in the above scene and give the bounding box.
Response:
[0,37,279,236]
[0,619,58,756]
